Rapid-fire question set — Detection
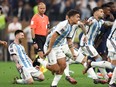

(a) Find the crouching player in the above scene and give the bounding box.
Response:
[83,20,116,86]
[8,30,44,84]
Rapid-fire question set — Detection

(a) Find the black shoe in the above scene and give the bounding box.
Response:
[93,79,107,84]
[33,56,40,67]
[109,83,116,87]
[12,77,19,84]
[51,85,57,87]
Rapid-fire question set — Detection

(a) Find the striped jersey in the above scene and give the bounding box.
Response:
[108,20,116,40]
[80,17,104,46]
[8,42,33,68]
[107,20,116,52]
[45,20,76,48]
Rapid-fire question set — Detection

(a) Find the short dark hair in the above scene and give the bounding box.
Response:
[15,30,24,36]
[92,7,102,15]
[66,9,80,18]
[101,4,110,9]
[107,2,114,6]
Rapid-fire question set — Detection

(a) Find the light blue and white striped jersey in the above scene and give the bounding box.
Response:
[45,20,76,48]
[8,43,33,68]
[108,20,116,40]
[80,17,104,46]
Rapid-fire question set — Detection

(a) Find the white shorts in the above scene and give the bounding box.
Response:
[79,45,98,57]
[61,44,85,63]
[108,51,116,60]
[19,67,42,80]
[44,46,66,65]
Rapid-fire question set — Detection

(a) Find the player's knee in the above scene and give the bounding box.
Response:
[38,74,45,81]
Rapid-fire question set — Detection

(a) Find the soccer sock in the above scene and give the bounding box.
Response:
[64,62,70,77]
[87,67,98,79]
[98,68,109,80]
[109,67,116,84]
[83,62,98,79]
[37,58,48,68]
[51,74,62,86]
[91,61,113,69]
[16,79,27,84]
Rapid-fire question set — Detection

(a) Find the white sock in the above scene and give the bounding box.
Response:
[16,79,27,84]
[91,61,112,69]
[98,68,109,80]
[109,67,116,84]
[64,62,70,76]
[51,74,62,86]
[87,67,98,79]
[37,58,48,68]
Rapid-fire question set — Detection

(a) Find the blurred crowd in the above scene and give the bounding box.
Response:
[0,0,115,61]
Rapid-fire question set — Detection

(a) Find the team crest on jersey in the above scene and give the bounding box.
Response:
[60,28,65,33]
[10,49,14,52]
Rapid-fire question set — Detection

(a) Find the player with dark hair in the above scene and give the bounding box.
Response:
[8,30,44,84]
[37,9,86,87]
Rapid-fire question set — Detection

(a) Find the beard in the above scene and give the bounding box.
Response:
[19,39,22,43]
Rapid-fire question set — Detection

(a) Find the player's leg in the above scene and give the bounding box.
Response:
[51,49,67,87]
[31,67,45,81]
[14,67,34,84]
[109,67,116,87]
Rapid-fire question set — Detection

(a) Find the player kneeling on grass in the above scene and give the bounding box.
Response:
[8,30,44,84]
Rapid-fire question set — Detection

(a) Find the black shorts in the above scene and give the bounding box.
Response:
[35,34,46,52]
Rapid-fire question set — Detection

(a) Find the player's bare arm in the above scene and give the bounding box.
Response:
[44,32,59,56]
[104,21,114,26]
[67,38,77,60]
[31,28,38,49]
[0,40,7,47]
[11,54,22,70]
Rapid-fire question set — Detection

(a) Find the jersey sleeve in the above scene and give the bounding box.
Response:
[55,20,68,35]
[30,15,37,29]
[8,44,17,55]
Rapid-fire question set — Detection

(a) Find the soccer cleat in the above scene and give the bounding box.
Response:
[97,73,103,79]
[108,72,113,78]
[33,57,40,67]
[12,77,18,84]
[109,83,116,87]
[93,79,108,84]
[65,76,77,84]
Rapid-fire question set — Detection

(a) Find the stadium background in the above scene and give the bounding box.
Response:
[0,0,115,62]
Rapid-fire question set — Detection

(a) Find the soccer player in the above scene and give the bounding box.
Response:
[37,9,86,87]
[79,7,113,82]
[8,30,44,84]
[87,19,116,87]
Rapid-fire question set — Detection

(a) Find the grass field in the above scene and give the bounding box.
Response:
[0,62,108,87]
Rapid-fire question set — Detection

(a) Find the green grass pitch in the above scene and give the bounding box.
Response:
[0,62,108,87]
